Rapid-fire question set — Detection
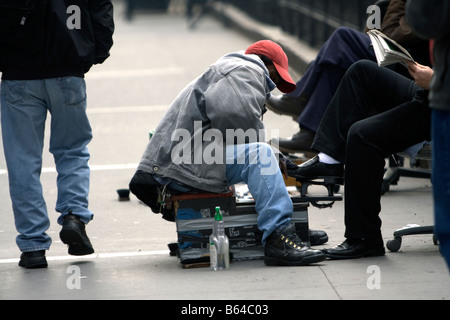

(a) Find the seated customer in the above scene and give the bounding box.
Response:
[130,40,326,266]
[269,0,431,153]
[290,59,433,259]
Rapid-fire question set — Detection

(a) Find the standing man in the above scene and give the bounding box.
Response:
[406,0,450,269]
[0,0,114,268]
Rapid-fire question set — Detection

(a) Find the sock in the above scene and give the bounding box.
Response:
[318,152,341,165]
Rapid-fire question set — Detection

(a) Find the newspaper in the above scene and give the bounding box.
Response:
[367,29,415,67]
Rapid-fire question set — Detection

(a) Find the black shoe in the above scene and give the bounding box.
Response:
[309,229,328,246]
[60,214,94,256]
[18,250,48,269]
[288,155,344,180]
[264,224,326,266]
[266,94,308,120]
[322,239,385,260]
[270,129,316,155]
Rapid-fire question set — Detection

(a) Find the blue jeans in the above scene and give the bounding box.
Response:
[432,110,450,269]
[169,143,292,244]
[1,77,94,252]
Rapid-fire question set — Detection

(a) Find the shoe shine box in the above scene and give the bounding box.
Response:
[171,190,309,265]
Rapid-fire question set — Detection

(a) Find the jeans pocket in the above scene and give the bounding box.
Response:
[2,80,25,105]
[57,77,86,106]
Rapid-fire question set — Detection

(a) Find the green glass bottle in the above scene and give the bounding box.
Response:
[209,206,230,270]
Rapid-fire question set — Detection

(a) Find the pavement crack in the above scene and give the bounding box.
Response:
[319,265,343,300]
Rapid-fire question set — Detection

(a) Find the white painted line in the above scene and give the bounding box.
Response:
[87,105,169,115]
[0,250,170,265]
[0,104,166,175]
[86,67,183,79]
[89,163,139,171]
[0,163,139,176]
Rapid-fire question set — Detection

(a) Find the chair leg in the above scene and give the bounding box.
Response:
[386,225,435,252]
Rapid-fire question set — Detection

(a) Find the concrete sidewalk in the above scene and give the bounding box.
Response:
[0,1,449,302]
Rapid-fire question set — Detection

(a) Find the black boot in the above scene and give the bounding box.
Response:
[309,229,328,246]
[264,224,325,266]
[60,214,94,256]
[18,250,48,269]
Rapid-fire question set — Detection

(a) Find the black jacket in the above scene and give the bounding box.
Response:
[0,0,114,80]
[406,0,450,111]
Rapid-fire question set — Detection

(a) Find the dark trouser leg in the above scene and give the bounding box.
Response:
[312,60,418,162]
[344,100,432,240]
[287,27,375,99]
[297,66,345,132]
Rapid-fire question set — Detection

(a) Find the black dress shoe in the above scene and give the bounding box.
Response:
[270,129,316,157]
[18,250,48,269]
[60,214,94,256]
[322,239,385,260]
[266,94,308,120]
[274,129,316,155]
[264,224,326,266]
[309,229,328,246]
[288,155,344,180]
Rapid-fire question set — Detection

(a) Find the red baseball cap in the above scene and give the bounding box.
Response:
[245,40,296,93]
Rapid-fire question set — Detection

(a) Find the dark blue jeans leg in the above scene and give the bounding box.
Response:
[432,109,450,270]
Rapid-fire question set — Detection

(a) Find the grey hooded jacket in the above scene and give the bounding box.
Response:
[136,52,275,193]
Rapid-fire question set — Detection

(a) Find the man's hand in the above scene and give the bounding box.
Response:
[407,62,434,90]
[278,154,301,179]
[279,157,289,179]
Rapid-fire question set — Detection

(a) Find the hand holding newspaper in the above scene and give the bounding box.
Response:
[367,29,415,67]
